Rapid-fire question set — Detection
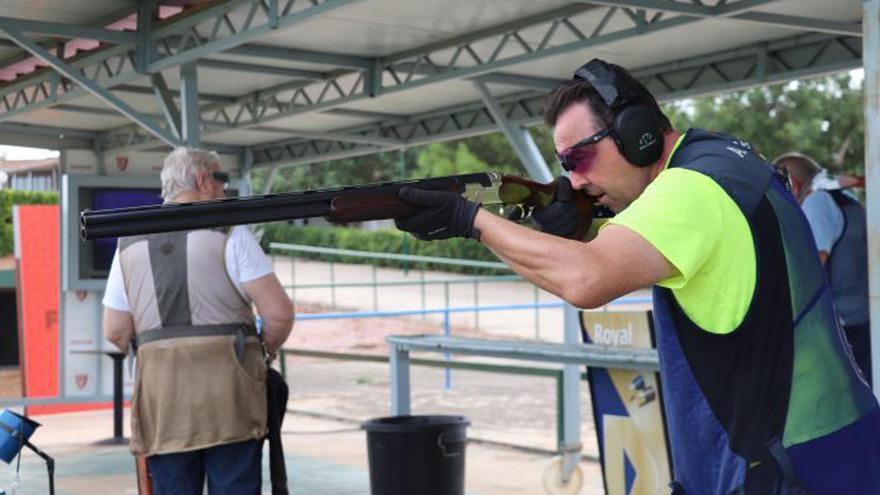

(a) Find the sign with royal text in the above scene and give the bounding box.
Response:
[580,311,672,495]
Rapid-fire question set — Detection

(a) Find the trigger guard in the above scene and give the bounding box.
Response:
[502,204,531,222]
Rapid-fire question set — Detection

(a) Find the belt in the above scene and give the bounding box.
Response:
[133,323,259,363]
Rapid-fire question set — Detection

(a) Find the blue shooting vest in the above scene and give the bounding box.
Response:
[825,189,869,326]
[651,129,880,494]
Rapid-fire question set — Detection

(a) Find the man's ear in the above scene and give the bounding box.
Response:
[194,167,210,193]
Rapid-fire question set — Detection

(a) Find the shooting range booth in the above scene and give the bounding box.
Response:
[0,1,876,494]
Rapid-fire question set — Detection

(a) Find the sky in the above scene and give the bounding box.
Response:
[0,144,59,161]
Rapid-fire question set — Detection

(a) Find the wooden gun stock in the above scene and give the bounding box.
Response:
[327,184,466,223]
[136,455,153,495]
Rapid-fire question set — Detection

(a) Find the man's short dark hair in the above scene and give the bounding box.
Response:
[542,62,672,134]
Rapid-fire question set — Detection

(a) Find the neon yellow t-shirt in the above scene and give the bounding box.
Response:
[606,163,756,334]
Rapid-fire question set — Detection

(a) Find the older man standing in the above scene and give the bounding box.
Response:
[774,152,871,385]
[102,147,294,494]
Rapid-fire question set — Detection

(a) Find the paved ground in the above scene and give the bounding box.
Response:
[0,367,20,396]
[0,257,652,494]
[0,409,605,495]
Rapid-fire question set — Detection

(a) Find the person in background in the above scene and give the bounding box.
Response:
[774,151,871,385]
[102,147,294,494]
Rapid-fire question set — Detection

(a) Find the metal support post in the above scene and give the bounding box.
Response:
[151,73,182,139]
[389,345,411,415]
[865,0,880,395]
[136,1,157,73]
[473,80,553,182]
[560,304,583,482]
[180,62,200,147]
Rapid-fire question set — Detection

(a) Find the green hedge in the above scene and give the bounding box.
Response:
[261,223,510,275]
[0,190,58,256]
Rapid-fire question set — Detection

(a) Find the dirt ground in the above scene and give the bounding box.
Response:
[284,301,600,457]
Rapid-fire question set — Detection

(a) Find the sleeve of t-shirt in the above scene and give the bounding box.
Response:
[801,190,844,253]
[226,226,274,285]
[101,249,131,312]
[604,168,725,289]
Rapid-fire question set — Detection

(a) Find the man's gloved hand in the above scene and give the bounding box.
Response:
[532,176,580,239]
[395,187,481,241]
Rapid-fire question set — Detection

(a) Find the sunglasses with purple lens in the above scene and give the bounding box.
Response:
[556,128,610,172]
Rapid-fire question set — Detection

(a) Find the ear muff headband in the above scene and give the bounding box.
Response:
[573,59,663,167]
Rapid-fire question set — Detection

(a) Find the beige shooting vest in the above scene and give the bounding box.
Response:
[119,228,267,456]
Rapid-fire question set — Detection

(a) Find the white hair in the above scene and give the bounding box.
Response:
[160,147,220,200]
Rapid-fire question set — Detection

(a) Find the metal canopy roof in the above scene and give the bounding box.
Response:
[0,0,866,174]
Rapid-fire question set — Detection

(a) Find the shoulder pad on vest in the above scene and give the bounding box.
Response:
[669,129,773,217]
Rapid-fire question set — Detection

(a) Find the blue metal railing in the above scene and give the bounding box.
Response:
[294,296,653,388]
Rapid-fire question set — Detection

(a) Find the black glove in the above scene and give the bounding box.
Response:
[395,187,481,241]
[532,176,580,239]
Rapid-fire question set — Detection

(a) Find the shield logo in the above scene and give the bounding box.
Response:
[75,290,88,302]
[116,155,129,172]
[75,373,89,390]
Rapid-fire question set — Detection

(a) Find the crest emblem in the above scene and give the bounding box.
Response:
[115,155,129,172]
[75,290,88,302]
[75,373,89,390]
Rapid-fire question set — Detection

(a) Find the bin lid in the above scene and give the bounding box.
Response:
[362,415,470,433]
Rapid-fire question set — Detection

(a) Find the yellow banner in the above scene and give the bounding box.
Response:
[580,311,671,495]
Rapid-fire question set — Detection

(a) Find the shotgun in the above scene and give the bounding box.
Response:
[81,171,610,241]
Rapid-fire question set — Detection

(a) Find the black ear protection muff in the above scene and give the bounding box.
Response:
[573,59,663,167]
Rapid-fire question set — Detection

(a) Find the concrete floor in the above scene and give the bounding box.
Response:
[0,409,605,495]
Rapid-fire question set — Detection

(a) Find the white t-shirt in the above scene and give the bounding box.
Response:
[102,226,274,312]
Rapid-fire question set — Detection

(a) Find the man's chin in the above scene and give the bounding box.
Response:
[602,198,627,213]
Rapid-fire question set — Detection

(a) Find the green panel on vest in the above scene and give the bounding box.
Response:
[0,269,15,289]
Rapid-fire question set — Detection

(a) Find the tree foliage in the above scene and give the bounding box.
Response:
[665,73,864,174]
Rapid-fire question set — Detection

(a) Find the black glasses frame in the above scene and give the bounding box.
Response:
[211,171,230,185]
[556,128,610,172]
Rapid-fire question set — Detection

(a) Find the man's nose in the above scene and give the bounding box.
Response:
[569,172,589,190]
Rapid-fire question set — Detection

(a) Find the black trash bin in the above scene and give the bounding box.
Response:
[362,415,470,495]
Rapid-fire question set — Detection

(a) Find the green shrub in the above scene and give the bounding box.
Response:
[261,223,510,275]
[0,190,58,256]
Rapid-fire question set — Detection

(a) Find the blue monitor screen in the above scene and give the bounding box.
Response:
[90,188,162,275]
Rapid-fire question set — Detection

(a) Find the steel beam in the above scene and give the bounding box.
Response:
[473,73,564,92]
[0,16,139,44]
[0,0,359,127]
[198,59,325,79]
[223,44,372,70]
[147,0,365,73]
[0,27,181,147]
[574,0,862,36]
[0,122,94,148]
[473,81,552,181]
[248,31,862,170]
[113,84,236,104]
[150,73,182,139]
[864,0,880,394]
[136,0,158,73]
[180,62,200,147]
[114,0,861,153]
[258,129,401,146]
